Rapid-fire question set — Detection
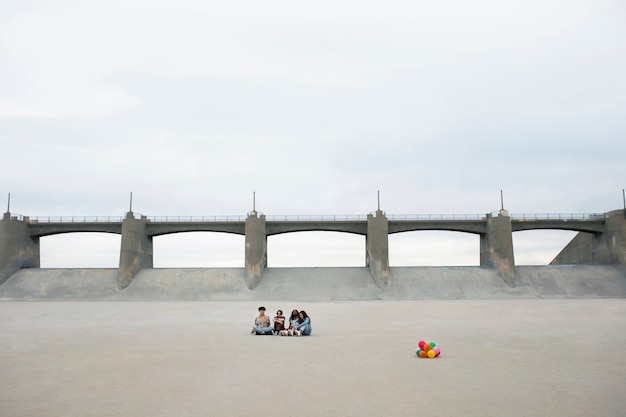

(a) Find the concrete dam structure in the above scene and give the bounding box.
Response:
[1,207,625,300]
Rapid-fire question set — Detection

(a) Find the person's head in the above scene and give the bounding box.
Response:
[258,306,266,315]
[276,310,283,316]
[299,310,309,321]
[290,309,299,319]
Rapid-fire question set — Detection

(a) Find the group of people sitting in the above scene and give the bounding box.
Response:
[251,306,312,336]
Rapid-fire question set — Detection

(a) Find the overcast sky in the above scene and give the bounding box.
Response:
[1,0,624,268]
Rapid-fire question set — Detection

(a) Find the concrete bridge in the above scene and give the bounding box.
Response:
[1,208,624,290]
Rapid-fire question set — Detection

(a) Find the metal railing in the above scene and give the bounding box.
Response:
[387,214,485,221]
[26,216,124,223]
[266,214,368,221]
[148,215,247,222]
[18,212,606,223]
[510,213,605,220]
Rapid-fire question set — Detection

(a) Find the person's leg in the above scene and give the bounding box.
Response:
[252,326,265,334]
[300,324,312,335]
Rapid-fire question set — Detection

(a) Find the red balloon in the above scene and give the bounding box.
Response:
[418,340,425,349]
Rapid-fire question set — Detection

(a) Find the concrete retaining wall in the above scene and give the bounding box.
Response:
[1,265,625,301]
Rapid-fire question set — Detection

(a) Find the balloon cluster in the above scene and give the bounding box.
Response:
[416,340,440,358]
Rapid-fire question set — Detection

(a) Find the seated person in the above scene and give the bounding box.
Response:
[293,310,312,336]
[280,309,300,336]
[251,306,273,335]
[273,310,286,333]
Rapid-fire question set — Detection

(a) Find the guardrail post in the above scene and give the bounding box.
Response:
[367,210,390,289]
[118,212,153,290]
[0,213,39,285]
[244,211,266,289]
[480,210,516,286]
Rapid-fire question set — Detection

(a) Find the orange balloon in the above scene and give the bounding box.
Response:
[419,350,428,358]
[423,343,431,351]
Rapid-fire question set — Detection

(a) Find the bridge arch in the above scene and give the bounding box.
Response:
[40,232,120,268]
[389,230,479,266]
[267,231,364,267]
[153,231,244,267]
[512,229,578,265]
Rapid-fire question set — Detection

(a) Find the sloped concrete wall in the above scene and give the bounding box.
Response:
[551,232,593,265]
[1,265,625,301]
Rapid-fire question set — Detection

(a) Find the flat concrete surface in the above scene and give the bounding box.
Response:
[1,300,625,417]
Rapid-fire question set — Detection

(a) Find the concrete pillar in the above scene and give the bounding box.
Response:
[118,212,152,290]
[480,210,516,286]
[592,209,626,265]
[367,210,390,289]
[244,211,266,290]
[0,212,39,285]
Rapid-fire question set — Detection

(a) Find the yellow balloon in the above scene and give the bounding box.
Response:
[427,349,436,358]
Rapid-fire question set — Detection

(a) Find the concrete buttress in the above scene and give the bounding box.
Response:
[551,210,626,266]
[480,211,516,287]
[592,209,626,265]
[118,212,153,289]
[245,211,266,289]
[367,210,390,289]
[0,213,39,285]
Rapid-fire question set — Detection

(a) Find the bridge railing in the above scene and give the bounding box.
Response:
[510,213,605,220]
[26,216,125,223]
[266,215,368,221]
[387,214,486,221]
[4,213,25,221]
[16,212,606,223]
[148,215,247,222]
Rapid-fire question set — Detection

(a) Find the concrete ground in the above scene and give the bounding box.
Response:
[1,300,625,417]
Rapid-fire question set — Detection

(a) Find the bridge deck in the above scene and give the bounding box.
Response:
[22,213,606,237]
